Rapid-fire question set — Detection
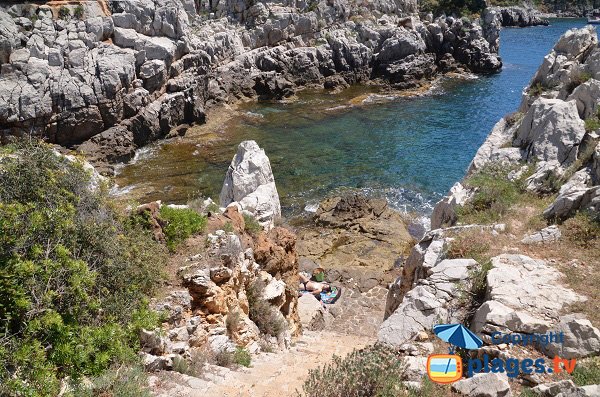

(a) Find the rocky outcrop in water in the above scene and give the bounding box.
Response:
[484,6,548,28]
[220,140,281,229]
[297,194,413,291]
[0,0,501,171]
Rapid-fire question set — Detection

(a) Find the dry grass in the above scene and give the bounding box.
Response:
[446,193,600,328]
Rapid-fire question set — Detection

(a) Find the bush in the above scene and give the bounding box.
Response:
[234,347,251,367]
[73,5,84,19]
[0,142,167,396]
[562,211,600,249]
[215,350,234,368]
[246,279,286,337]
[159,206,207,251]
[58,6,70,19]
[243,213,262,235]
[67,364,151,397]
[457,163,528,224]
[505,111,524,127]
[299,344,407,397]
[584,117,600,132]
[572,357,600,386]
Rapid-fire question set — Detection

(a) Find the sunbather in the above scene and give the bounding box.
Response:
[299,272,331,297]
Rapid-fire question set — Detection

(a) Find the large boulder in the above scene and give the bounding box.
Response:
[554,26,598,59]
[544,314,600,359]
[298,294,327,331]
[219,140,281,229]
[543,168,599,220]
[468,117,523,174]
[452,372,512,397]
[430,182,473,230]
[0,8,19,64]
[514,98,586,166]
[532,380,587,397]
[472,254,584,335]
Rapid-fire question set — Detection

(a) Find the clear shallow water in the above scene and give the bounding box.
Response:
[115,19,588,216]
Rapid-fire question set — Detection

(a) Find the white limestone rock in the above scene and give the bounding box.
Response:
[472,254,584,336]
[544,315,600,359]
[521,225,561,244]
[469,117,523,173]
[298,293,327,331]
[452,372,512,397]
[220,141,281,229]
[514,98,586,166]
[430,182,473,230]
[543,168,598,220]
[378,259,478,347]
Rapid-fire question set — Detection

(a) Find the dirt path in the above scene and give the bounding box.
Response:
[149,331,374,397]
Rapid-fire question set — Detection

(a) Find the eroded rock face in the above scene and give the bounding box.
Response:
[378,258,478,347]
[543,168,600,220]
[143,197,300,370]
[544,314,600,359]
[0,1,501,167]
[514,98,586,166]
[219,140,281,229]
[471,254,584,335]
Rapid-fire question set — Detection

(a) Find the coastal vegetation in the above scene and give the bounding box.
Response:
[159,206,207,251]
[0,142,167,396]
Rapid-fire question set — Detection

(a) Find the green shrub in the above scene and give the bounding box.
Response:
[246,279,286,337]
[172,355,192,375]
[234,347,251,367]
[562,211,600,249]
[73,5,84,19]
[529,81,549,97]
[519,388,538,397]
[407,376,450,396]
[0,142,166,396]
[223,221,235,233]
[243,213,262,235]
[572,357,600,386]
[584,117,600,132]
[58,6,70,19]
[457,163,528,224]
[299,344,407,397]
[159,206,207,251]
[67,364,151,397]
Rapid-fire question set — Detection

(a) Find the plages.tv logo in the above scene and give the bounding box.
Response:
[426,324,482,384]
[427,323,577,384]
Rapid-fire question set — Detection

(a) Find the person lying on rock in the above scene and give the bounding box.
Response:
[299,273,331,297]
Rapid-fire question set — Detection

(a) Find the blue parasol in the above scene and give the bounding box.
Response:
[433,323,483,350]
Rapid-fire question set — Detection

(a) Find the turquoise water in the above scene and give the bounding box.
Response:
[116,19,588,216]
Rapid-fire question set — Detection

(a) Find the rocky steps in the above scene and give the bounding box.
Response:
[0,0,502,173]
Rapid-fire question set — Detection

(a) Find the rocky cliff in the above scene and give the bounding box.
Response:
[139,140,300,375]
[379,26,600,394]
[0,0,501,172]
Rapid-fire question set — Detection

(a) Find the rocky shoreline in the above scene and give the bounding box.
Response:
[377,25,600,395]
[0,0,503,174]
